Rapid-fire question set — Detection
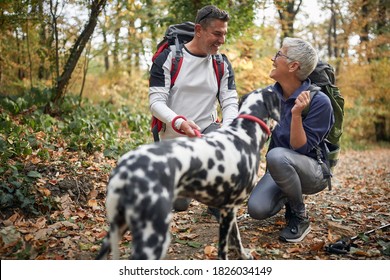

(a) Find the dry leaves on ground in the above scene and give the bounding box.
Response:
[0,148,389,260]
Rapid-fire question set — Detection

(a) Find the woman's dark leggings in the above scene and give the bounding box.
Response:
[248,147,328,219]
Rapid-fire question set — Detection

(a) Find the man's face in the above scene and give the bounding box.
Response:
[198,19,228,55]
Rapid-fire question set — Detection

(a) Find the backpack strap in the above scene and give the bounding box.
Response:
[170,56,183,87]
[152,41,169,62]
[170,35,184,88]
[315,143,332,191]
[301,84,320,117]
[212,54,225,102]
[304,85,333,190]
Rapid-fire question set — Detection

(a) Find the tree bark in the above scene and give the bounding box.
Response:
[79,41,91,105]
[38,1,49,80]
[45,0,107,114]
[49,0,60,85]
[377,0,387,35]
[99,12,110,72]
[26,17,33,89]
[112,0,121,67]
[274,0,303,42]
[331,0,338,58]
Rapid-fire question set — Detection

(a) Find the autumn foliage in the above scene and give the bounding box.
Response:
[0,0,389,260]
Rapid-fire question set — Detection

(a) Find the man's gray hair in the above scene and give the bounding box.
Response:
[195,5,230,27]
[283,37,318,81]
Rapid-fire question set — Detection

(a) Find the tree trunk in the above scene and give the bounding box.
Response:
[49,0,60,84]
[360,0,369,43]
[99,12,110,72]
[38,1,49,80]
[79,41,91,105]
[45,0,107,114]
[16,29,26,81]
[127,16,135,76]
[331,0,338,58]
[274,0,303,43]
[377,0,387,35]
[112,0,121,67]
[26,17,33,89]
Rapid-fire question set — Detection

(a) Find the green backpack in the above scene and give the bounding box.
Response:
[306,61,345,174]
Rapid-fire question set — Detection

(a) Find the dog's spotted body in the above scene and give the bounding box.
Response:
[96,88,280,260]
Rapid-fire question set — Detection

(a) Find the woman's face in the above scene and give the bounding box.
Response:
[269,47,292,81]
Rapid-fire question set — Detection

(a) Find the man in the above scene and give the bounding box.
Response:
[149,5,239,211]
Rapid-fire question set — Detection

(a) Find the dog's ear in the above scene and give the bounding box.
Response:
[263,90,281,122]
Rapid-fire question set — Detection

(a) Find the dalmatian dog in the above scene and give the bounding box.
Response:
[96,87,280,260]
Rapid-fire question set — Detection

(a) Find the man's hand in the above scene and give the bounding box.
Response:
[180,120,201,137]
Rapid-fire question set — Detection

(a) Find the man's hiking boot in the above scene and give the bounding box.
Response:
[279,212,311,243]
[173,198,191,212]
[207,207,220,221]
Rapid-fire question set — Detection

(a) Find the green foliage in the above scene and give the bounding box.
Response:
[0,162,43,216]
[59,96,150,156]
[0,88,151,216]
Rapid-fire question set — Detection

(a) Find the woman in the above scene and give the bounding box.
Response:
[247,38,334,242]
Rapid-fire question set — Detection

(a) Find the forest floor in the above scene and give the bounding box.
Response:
[0,147,389,260]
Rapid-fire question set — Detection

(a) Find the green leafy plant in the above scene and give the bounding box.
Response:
[1,88,151,216]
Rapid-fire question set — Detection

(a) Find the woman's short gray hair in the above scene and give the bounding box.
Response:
[283,37,318,81]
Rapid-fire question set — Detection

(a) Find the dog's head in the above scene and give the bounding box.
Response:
[238,86,280,122]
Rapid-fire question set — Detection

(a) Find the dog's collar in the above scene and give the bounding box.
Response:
[237,114,271,136]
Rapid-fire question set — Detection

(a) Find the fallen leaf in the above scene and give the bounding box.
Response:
[204,245,217,255]
[327,221,355,237]
[123,234,132,241]
[35,228,50,240]
[4,213,20,226]
[251,250,262,260]
[310,240,325,251]
[63,208,72,219]
[76,211,86,218]
[24,233,34,241]
[38,187,51,196]
[61,221,79,230]
[286,247,304,253]
[178,233,199,240]
[250,236,258,243]
[88,189,98,199]
[282,253,290,258]
[96,231,107,239]
[0,226,22,245]
[49,179,58,185]
[95,216,105,222]
[88,199,98,208]
[30,156,42,164]
[48,221,79,230]
[327,230,341,243]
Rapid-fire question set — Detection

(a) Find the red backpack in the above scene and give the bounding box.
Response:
[150,21,225,141]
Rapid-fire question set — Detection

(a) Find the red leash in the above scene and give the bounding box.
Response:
[237,114,271,136]
[171,115,202,137]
